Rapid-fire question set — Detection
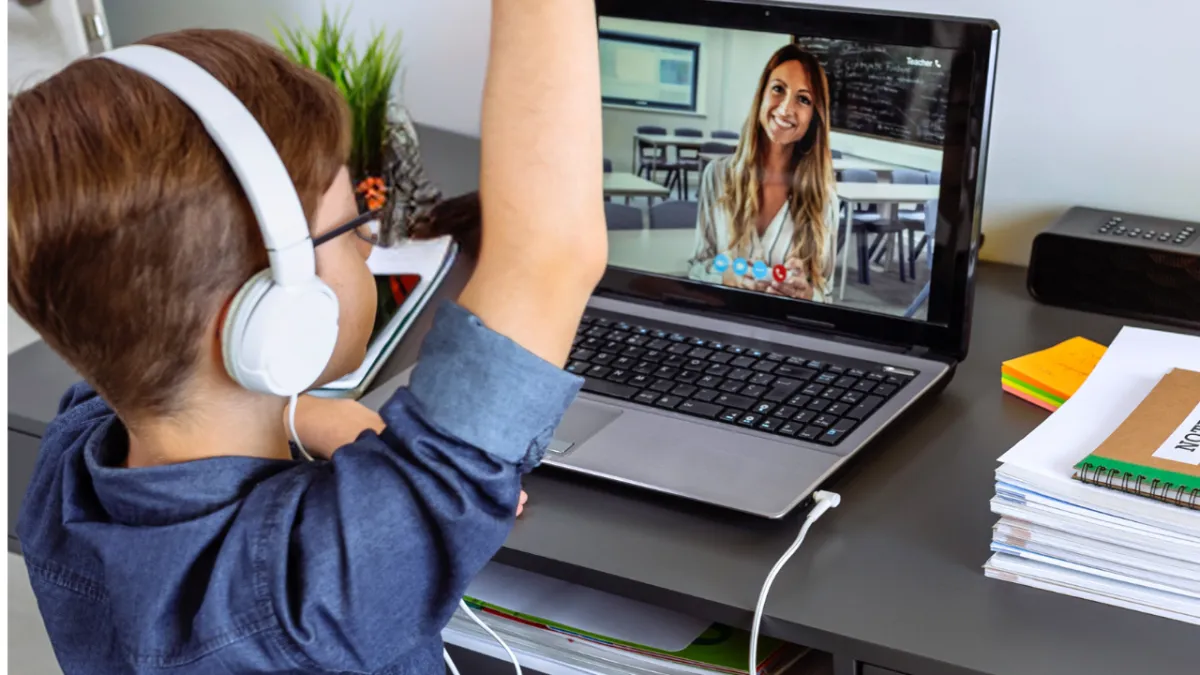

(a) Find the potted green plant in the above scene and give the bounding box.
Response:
[275,7,442,247]
[276,7,450,330]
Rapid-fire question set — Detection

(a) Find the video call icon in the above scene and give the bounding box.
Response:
[732,257,748,276]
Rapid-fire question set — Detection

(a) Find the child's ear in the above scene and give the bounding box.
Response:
[407,192,482,258]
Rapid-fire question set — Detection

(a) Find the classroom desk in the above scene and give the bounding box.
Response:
[606,228,696,280]
[633,132,710,153]
[834,157,904,175]
[694,154,903,175]
[603,171,671,199]
[836,182,940,206]
[10,126,1200,675]
[835,183,941,301]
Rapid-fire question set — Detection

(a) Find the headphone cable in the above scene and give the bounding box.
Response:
[286,394,315,462]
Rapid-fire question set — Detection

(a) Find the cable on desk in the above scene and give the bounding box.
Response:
[749,490,841,675]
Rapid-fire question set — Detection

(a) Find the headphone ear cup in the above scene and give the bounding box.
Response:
[222,270,274,391]
[222,271,340,396]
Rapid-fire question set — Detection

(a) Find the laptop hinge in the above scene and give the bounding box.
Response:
[906,345,932,358]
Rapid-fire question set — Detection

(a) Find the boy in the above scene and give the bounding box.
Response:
[7,1,606,673]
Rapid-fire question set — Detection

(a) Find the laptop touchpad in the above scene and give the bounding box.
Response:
[549,401,622,455]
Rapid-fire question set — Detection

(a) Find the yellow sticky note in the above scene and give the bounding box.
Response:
[1001,337,1107,402]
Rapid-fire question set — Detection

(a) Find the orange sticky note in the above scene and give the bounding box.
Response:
[1001,337,1106,402]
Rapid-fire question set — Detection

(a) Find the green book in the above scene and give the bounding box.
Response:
[462,596,800,674]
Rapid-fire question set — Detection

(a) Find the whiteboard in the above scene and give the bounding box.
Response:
[600,31,700,113]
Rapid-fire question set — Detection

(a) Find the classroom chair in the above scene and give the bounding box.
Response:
[840,168,882,224]
[892,168,928,224]
[604,202,644,231]
[900,171,940,266]
[635,125,675,185]
[840,168,910,286]
[904,199,938,319]
[892,168,927,184]
[670,128,704,199]
[711,130,739,139]
[671,141,737,200]
[604,158,613,173]
[648,200,699,230]
[699,141,737,156]
[831,149,843,159]
[633,124,681,193]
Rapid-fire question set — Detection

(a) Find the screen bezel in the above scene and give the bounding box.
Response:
[595,0,998,361]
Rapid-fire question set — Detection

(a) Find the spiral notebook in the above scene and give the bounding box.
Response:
[1072,367,1200,510]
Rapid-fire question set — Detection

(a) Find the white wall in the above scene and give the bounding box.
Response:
[8,0,92,94]
[103,0,490,136]
[101,0,1200,265]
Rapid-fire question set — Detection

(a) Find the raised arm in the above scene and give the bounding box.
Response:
[266,5,606,671]
[458,0,607,367]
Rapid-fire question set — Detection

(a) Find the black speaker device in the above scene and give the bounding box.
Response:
[1027,206,1200,328]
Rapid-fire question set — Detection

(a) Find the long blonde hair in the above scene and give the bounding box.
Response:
[718,44,835,291]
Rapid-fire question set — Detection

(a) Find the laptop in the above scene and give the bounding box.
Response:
[370,0,998,518]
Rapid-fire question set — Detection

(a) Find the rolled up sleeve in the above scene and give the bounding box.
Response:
[404,301,582,469]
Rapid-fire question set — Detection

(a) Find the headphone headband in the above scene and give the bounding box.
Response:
[100,45,316,287]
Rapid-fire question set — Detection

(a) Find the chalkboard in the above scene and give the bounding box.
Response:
[794,37,952,147]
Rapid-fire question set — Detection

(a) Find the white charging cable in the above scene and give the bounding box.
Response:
[443,599,523,675]
[748,490,841,675]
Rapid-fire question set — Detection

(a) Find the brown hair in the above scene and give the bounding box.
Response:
[719,44,835,290]
[8,29,350,417]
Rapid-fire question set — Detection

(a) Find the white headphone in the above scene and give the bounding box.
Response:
[101,45,340,397]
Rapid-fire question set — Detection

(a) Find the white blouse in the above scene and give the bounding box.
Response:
[686,156,838,302]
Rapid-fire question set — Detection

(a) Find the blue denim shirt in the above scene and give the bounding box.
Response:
[17,302,582,674]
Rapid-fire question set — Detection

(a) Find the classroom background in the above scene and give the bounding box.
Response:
[598,17,942,320]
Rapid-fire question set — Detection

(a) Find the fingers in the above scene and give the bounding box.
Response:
[516,489,529,517]
[768,277,812,298]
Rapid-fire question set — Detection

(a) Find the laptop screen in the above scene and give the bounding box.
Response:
[600,16,957,323]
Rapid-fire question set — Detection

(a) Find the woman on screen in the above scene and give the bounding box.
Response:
[687,44,837,301]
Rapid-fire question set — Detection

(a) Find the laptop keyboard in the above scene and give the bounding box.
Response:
[567,312,918,447]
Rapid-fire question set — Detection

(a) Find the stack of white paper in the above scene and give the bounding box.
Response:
[987,326,1200,625]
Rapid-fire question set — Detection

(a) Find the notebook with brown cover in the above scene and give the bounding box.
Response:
[1072,368,1200,510]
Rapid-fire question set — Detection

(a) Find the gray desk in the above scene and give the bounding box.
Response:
[9,126,1200,675]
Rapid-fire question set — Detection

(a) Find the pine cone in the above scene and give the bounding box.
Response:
[378,102,444,247]
[378,102,481,256]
